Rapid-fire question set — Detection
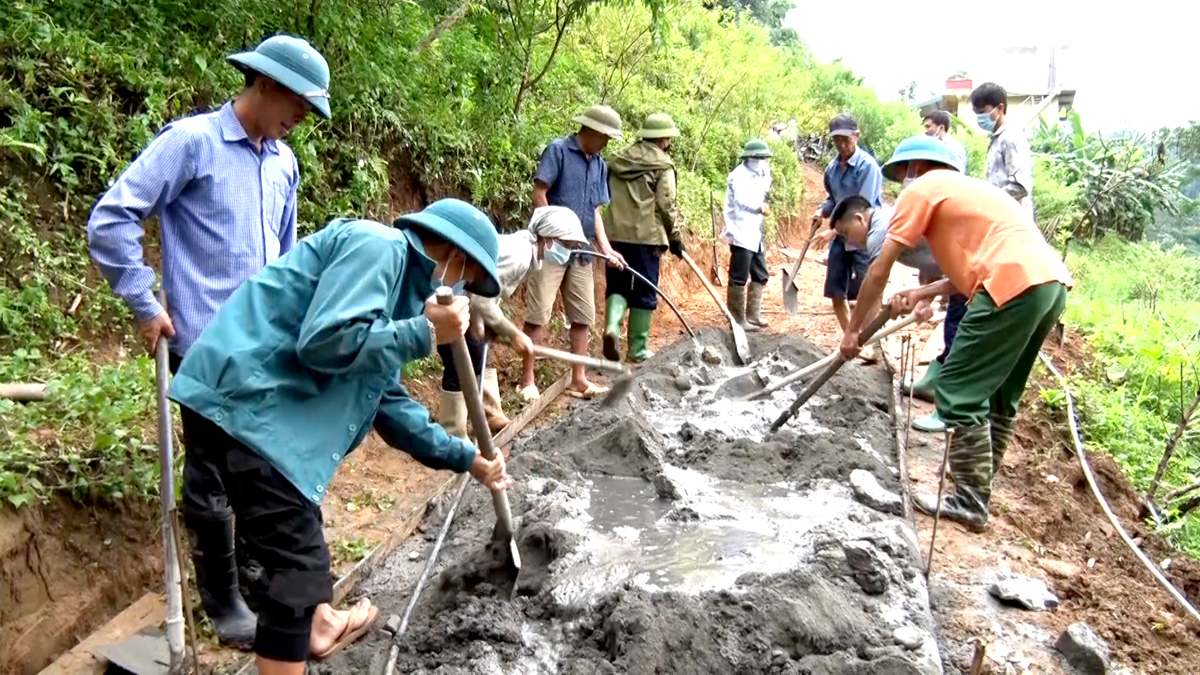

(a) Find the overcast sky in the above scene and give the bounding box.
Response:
[785,0,1199,132]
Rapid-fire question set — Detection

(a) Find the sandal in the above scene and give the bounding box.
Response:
[311,598,380,661]
[565,382,610,400]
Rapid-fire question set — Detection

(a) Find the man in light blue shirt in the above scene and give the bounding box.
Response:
[810,113,884,358]
[87,35,331,650]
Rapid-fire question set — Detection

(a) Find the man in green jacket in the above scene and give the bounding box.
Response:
[602,113,684,362]
[169,199,509,673]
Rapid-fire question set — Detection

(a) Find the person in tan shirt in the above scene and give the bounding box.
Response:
[838,135,1072,532]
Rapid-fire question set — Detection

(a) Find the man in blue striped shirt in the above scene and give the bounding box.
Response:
[87,35,331,651]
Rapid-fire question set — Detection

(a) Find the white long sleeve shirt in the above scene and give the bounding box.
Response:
[721,161,772,252]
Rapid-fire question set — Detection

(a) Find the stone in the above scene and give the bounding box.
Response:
[892,626,924,650]
[842,540,889,595]
[408,550,420,561]
[384,614,402,635]
[1038,558,1083,579]
[989,576,1059,611]
[849,469,904,516]
[701,346,723,365]
[1055,622,1111,674]
[674,375,693,391]
[652,472,680,500]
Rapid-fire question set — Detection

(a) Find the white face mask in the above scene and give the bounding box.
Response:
[436,252,466,293]
[902,177,915,189]
[748,158,769,172]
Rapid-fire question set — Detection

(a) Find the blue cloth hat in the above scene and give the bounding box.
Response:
[394,199,501,298]
[228,35,332,120]
[882,135,961,182]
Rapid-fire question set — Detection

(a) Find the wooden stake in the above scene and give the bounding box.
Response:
[0,383,46,401]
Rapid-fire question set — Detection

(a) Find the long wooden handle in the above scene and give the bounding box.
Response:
[531,345,628,375]
[435,287,517,539]
[681,251,736,325]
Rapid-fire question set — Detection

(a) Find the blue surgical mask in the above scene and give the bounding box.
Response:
[545,241,573,267]
[976,112,996,133]
[435,253,468,294]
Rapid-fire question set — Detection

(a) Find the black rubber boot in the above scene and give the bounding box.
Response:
[185,509,257,650]
[989,413,1016,475]
[912,424,993,533]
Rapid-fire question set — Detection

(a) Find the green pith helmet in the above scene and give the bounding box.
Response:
[227,35,332,119]
[636,113,681,139]
[573,105,624,139]
[740,139,773,158]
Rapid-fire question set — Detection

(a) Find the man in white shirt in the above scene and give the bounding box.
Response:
[720,139,774,330]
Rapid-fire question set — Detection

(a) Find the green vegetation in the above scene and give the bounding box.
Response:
[0,0,919,507]
[1055,239,1200,555]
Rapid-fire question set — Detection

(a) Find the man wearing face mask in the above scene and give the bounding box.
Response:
[601,113,683,362]
[720,139,774,330]
[87,35,331,650]
[970,82,1034,221]
[169,199,511,672]
[435,206,589,438]
[810,113,885,361]
[838,136,1071,533]
[521,105,627,401]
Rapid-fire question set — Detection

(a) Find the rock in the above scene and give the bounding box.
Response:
[701,346,723,365]
[652,472,680,500]
[384,614,401,635]
[667,506,700,521]
[849,469,904,516]
[842,540,889,594]
[673,375,693,391]
[408,550,420,561]
[892,626,924,650]
[1038,558,1083,579]
[988,576,1059,611]
[1055,622,1111,674]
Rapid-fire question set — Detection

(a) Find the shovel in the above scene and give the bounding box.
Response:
[769,306,892,433]
[709,193,722,287]
[782,218,821,316]
[680,251,751,365]
[436,286,521,598]
[530,345,635,406]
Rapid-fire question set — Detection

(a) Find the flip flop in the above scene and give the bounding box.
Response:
[311,598,380,661]
[565,382,609,400]
[519,384,540,402]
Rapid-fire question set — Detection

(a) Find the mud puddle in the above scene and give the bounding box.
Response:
[317,328,942,675]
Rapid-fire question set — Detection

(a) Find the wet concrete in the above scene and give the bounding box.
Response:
[316,328,941,674]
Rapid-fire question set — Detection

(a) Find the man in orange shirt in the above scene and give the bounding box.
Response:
[838,136,1072,532]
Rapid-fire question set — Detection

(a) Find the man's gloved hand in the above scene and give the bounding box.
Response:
[669,238,685,258]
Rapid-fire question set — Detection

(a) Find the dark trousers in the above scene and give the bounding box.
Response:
[938,294,969,363]
[179,407,332,662]
[823,235,871,300]
[437,336,487,392]
[605,241,663,310]
[728,244,768,286]
[170,353,235,519]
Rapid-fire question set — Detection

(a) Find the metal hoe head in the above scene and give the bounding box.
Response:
[782,221,821,316]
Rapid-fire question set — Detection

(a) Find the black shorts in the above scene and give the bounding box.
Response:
[181,407,332,662]
[437,336,487,392]
[605,241,663,310]
[824,235,871,300]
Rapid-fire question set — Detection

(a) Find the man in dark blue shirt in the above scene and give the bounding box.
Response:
[810,113,884,359]
[519,105,627,400]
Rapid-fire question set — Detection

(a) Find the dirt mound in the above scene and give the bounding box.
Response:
[316,329,940,674]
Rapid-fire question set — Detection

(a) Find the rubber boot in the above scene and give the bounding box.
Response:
[603,294,628,362]
[627,308,655,362]
[184,509,257,650]
[482,368,511,434]
[989,413,1016,475]
[727,284,758,332]
[913,424,993,532]
[438,389,468,439]
[902,360,941,403]
[746,282,770,329]
[912,411,947,433]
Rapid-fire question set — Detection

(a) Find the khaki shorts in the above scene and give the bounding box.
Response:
[525,259,595,327]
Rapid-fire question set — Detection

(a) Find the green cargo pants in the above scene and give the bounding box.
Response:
[935,282,1068,428]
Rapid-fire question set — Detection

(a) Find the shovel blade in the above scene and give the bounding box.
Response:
[487,524,522,600]
[782,274,800,315]
[731,323,751,366]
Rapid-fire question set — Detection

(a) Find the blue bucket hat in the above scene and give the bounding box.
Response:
[882,135,961,182]
[228,35,332,120]
[394,199,501,298]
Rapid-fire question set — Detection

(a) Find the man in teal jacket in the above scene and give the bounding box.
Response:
[170,199,509,672]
